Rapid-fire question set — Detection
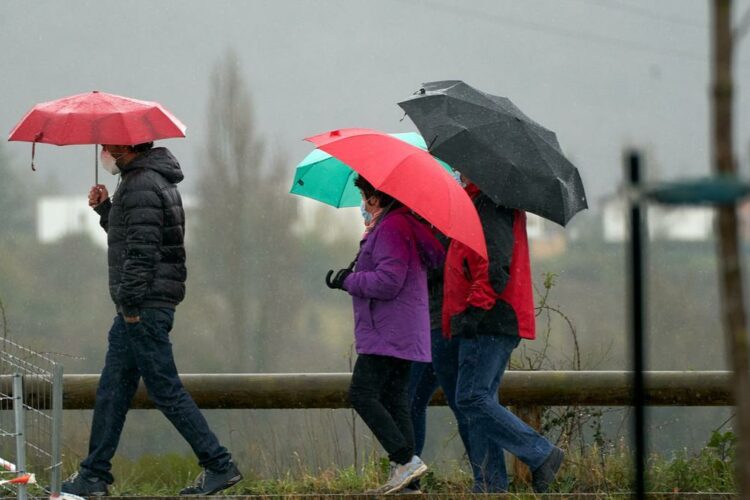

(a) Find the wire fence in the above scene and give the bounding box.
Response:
[0,338,63,500]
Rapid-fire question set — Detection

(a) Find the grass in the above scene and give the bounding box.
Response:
[66,438,735,497]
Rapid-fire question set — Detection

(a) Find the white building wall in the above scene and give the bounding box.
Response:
[37,195,197,249]
[37,197,107,248]
[601,197,714,243]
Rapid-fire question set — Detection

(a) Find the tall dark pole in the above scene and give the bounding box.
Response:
[627,150,646,499]
[712,1,750,495]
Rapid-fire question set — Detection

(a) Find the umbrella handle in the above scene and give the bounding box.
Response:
[95,144,99,185]
[30,132,42,171]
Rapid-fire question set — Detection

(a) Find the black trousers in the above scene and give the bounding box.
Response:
[349,354,415,465]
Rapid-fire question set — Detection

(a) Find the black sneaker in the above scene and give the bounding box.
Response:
[61,471,109,497]
[532,446,564,493]
[179,462,243,496]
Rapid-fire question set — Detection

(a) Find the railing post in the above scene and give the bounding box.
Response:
[511,404,543,485]
[13,373,27,500]
[50,364,64,496]
[627,149,647,499]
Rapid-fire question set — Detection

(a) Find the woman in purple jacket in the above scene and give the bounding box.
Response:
[326,175,445,495]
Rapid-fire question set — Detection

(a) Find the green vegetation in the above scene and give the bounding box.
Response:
[56,432,734,496]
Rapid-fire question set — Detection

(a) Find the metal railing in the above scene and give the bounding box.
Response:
[0,338,63,499]
[0,370,733,410]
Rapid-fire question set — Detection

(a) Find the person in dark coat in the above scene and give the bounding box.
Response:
[62,143,242,497]
[439,177,564,494]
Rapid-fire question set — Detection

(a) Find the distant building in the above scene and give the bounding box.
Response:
[601,195,714,243]
[37,195,197,249]
[35,194,573,259]
[37,196,106,248]
[524,212,567,259]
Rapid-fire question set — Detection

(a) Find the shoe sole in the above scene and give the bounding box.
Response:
[382,464,428,495]
[60,489,107,498]
[182,474,243,496]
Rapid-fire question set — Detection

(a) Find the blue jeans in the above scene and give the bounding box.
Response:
[427,329,477,480]
[80,309,231,483]
[456,335,553,492]
[407,330,441,456]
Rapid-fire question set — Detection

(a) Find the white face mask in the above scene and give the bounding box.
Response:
[100,149,120,175]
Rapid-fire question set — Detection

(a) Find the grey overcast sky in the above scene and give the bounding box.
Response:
[3,0,750,207]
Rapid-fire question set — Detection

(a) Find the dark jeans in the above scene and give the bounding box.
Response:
[80,309,231,484]
[407,329,442,456]
[349,354,414,465]
[407,361,437,457]
[456,335,553,492]
[429,330,479,483]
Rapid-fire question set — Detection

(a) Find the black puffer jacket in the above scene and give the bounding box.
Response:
[94,147,186,317]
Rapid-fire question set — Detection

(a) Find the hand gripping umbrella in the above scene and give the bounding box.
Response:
[8,90,186,183]
[303,128,487,259]
[399,80,587,226]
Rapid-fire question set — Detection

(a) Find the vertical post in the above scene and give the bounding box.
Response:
[511,405,542,485]
[711,1,750,496]
[627,150,646,499]
[13,374,27,500]
[50,364,64,496]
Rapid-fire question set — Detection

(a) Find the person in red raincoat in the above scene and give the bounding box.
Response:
[437,176,564,494]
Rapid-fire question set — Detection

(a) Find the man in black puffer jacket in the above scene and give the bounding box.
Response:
[62,143,242,497]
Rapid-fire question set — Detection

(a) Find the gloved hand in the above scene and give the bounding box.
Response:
[450,306,486,339]
[325,268,352,290]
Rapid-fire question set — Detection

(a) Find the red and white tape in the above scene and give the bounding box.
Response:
[0,473,36,486]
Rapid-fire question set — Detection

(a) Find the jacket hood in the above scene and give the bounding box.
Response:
[411,219,445,270]
[381,208,445,270]
[126,147,184,184]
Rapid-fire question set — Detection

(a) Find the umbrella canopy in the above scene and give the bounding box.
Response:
[304,128,487,260]
[291,132,453,208]
[398,80,587,226]
[8,90,186,146]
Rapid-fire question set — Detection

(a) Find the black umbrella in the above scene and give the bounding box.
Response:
[398,80,588,226]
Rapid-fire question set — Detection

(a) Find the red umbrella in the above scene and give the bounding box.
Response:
[306,128,487,260]
[8,91,186,181]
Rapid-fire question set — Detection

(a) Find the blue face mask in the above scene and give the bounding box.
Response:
[360,201,373,224]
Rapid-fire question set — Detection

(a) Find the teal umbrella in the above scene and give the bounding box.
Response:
[290,132,453,207]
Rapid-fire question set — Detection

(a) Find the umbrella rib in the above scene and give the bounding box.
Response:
[519,119,563,155]
[338,169,357,208]
[439,83,502,111]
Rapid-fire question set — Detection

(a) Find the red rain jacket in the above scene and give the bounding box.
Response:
[442,184,535,340]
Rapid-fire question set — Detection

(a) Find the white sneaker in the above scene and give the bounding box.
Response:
[364,461,397,495]
[380,456,428,495]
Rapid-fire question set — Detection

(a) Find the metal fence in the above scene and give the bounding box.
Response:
[0,338,63,500]
[57,370,734,409]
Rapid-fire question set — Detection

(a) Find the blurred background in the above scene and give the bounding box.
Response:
[1,0,748,479]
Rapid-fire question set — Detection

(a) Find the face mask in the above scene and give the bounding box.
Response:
[100,149,121,175]
[360,200,373,225]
